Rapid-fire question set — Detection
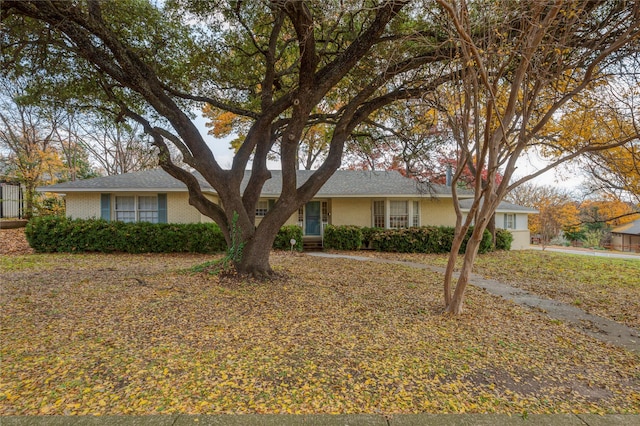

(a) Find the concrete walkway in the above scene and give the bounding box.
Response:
[308,253,640,355]
[2,414,639,425]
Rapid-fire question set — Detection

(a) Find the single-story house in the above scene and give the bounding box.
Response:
[39,168,535,249]
[611,219,640,252]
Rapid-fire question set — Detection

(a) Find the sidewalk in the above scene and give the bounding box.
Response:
[2,414,639,425]
[528,245,640,260]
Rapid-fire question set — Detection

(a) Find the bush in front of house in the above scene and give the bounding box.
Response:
[495,228,513,251]
[26,216,228,254]
[370,226,493,254]
[323,224,363,250]
[360,226,384,249]
[273,225,303,251]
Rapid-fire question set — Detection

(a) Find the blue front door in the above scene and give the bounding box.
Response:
[305,201,321,236]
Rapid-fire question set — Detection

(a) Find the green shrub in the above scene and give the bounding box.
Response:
[273,225,303,251]
[495,229,513,251]
[473,226,494,254]
[360,227,383,249]
[26,216,227,254]
[370,226,493,254]
[323,224,363,250]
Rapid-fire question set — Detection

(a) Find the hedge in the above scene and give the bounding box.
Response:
[25,216,513,255]
[26,216,228,254]
[273,225,303,251]
[370,226,494,254]
[495,228,513,251]
[26,217,305,254]
[323,224,363,250]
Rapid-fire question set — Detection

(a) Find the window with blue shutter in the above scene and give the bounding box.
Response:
[157,193,167,223]
[100,193,111,220]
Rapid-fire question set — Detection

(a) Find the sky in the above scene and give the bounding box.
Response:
[193,113,587,194]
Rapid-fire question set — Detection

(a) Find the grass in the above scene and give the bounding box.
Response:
[1,251,639,415]
[354,250,640,330]
[467,251,639,329]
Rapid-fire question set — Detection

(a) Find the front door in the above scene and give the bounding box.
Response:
[305,201,321,236]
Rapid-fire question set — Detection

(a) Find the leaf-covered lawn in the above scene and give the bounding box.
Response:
[471,251,640,330]
[1,251,639,415]
[353,250,640,330]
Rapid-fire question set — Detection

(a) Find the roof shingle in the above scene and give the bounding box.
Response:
[40,168,465,197]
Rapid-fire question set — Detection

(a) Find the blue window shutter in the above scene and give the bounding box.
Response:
[158,193,167,223]
[268,199,275,209]
[100,193,111,220]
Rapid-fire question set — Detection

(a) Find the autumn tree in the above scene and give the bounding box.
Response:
[505,183,580,247]
[343,101,447,176]
[571,64,640,204]
[0,77,68,218]
[430,0,640,313]
[203,104,330,170]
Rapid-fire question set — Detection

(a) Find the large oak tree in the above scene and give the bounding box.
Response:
[2,0,458,276]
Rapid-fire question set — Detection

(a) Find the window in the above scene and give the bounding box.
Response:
[138,196,159,223]
[298,206,304,227]
[504,213,516,229]
[256,200,269,217]
[373,199,420,228]
[115,196,136,223]
[373,200,385,228]
[321,201,329,224]
[389,201,409,228]
[115,195,159,223]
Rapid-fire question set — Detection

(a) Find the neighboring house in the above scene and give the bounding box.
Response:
[611,219,640,252]
[39,168,535,249]
[459,199,538,250]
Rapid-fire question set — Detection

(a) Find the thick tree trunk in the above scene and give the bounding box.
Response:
[234,235,274,277]
[227,205,286,279]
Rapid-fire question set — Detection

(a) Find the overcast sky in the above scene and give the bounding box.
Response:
[194,112,586,193]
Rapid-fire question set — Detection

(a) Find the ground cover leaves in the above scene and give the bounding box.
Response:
[1,251,638,415]
[352,250,640,330]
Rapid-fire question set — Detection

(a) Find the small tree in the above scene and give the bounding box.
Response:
[433,0,640,314]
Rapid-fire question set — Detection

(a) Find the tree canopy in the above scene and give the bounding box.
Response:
[2,1,639,311]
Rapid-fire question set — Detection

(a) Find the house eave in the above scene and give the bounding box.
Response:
[37,187,217,194]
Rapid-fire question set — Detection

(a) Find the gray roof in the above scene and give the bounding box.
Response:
[612,218,640,236]
[459,198,539,214]
[261,170,464,197]
[39,169,214,192]
[39,168,467,198]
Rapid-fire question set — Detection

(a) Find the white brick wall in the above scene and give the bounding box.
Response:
[167,192,202,223]
[65,193,101,219]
